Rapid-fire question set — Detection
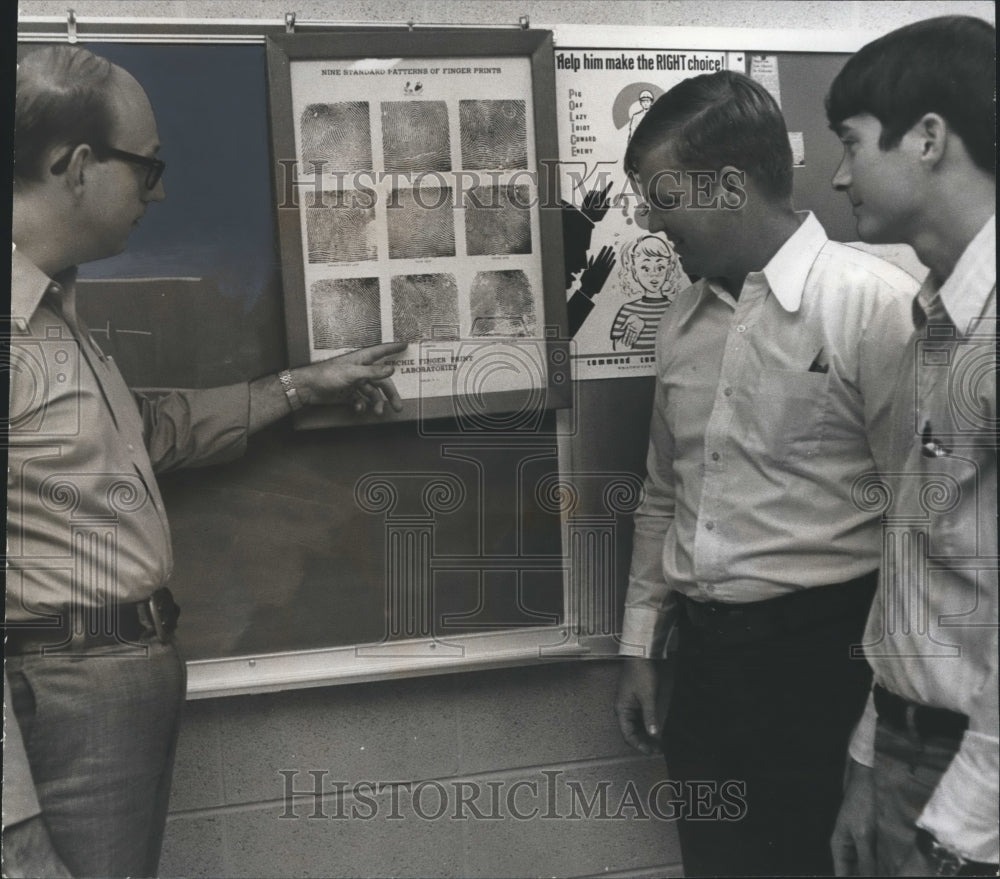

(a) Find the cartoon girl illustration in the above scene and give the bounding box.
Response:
[610,234,684,351]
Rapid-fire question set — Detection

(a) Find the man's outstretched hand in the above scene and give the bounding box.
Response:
[295,341,409,416]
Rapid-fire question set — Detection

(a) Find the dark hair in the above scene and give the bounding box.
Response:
[826,16,996,175]
[15,45,118,184]
[623,70,793,202]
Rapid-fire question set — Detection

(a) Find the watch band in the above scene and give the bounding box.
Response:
[915,828,999,877]
[278,369,304,412]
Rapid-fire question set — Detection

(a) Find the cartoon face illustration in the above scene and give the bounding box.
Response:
[609,234,685,352]
[638,89,654,110]
[632,253,670,295]
[620,234,678,299]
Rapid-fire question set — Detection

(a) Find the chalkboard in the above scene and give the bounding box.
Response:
[44,42,569,675]
[16,21,915,696]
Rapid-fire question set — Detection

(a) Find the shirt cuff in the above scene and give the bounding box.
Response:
[917,729,1000,863]
[619,605,672,658]
[848,689,877,767]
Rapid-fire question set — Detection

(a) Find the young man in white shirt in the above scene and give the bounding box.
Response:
[614,70,918,876]
[826,15,997,877]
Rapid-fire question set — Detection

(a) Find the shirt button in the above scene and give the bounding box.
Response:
[724,387,733,397]
[127,443,135,452]
[711,452,720,462]
[736,324,747,334]
[705,521,715,531]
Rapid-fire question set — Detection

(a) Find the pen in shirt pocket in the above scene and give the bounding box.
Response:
[920,419,951,457]
[808,347,829,374]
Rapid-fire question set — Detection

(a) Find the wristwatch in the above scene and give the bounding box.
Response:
[278,369,304,412]
[915,828,998,877]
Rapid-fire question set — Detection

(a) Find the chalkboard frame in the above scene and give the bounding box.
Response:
[266,30,572,429]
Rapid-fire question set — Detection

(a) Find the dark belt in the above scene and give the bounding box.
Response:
[675,570,878,645]
[874,684,969,741]
[4,587,180,655]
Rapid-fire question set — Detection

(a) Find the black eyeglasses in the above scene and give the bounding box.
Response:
[50,145,166,190]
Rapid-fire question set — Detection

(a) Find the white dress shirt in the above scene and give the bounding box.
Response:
[621,212,919,656]
[849,215,997,863]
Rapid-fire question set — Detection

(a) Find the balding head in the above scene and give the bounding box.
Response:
[15,45,125,185]
[13,47,165,271]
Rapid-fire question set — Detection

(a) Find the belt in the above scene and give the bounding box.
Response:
[874,685,969,741]
[4,587,180,655]
[675,570,878,644]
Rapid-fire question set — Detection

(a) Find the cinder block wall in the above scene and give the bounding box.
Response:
[160,660,680,878]
[16,3,993,877]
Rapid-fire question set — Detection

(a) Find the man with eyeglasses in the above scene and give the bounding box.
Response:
[4,45,405,878]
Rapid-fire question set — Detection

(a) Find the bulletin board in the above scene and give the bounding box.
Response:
[15,15,895,698]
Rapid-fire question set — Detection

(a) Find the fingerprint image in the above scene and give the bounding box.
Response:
[382,102,451,173]
[460,100,527,170]
[310,277,382,350]
[300,103,372,171]
[465,185,532,256]
[306,191,377,263]
[390,274,460,342]
[387,187,456,260]
[470,270,536,337]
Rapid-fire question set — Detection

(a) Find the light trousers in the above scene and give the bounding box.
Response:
[6,637,186,878]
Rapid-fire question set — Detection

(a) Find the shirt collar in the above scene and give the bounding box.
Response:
[10,245,78,329]
[759,211,828,313]
[914,214,995,335]
[675,211,827,327]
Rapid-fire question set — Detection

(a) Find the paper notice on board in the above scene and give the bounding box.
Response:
[749,54,781,108]
[789,131,805,167]
[554,48,730,381]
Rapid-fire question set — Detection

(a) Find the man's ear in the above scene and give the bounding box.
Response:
[717,164,748,209]
[52,144,96,194]
[718,163,747,188]
[911,113,948,168]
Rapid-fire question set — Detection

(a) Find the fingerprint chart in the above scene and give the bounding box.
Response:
[290,57,547,399]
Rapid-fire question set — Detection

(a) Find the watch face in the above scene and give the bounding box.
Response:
[917,828,965,876]
[930,852,962,876]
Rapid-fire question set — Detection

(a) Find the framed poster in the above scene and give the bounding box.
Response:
[553,45,739,381]
[266,30,569,428]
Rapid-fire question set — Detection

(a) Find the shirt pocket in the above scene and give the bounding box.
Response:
[748,368,830,463]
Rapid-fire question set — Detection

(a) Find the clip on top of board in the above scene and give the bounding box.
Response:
[66,8,78,43]
[519,15,530,29]
[285,12,296,33]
